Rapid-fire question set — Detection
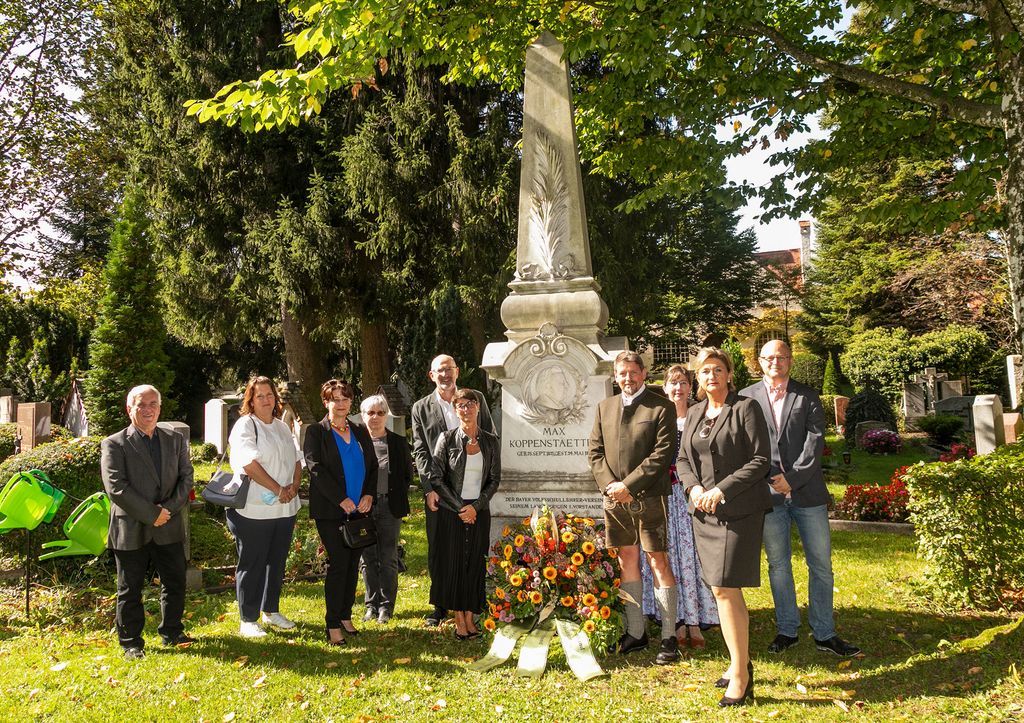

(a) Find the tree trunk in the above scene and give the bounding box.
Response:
[1003,49,1024,355]
[280,301,327,413]
[360,317,391,396]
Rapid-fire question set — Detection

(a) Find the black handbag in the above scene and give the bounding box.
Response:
[200,420,256,508]
[340,515,377,549]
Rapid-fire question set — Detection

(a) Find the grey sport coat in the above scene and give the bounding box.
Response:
[738,378,829,508]
[101,424,194,550]
[410,387,494,492]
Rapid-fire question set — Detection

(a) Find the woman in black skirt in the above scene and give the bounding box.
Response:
[678,347,771,707]
[427,388,500,639]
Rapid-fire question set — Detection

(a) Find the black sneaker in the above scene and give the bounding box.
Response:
[617,631,650,655]
[655,637,680,665]
[362,607,377,623]
[767,633,799,654]
[815,636,861,657]
[424,606,445,627]
[161,633,195,646]
[123,646,145,660]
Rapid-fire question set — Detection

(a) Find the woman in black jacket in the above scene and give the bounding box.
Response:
[427,388,500,639]
[303,379,378,646]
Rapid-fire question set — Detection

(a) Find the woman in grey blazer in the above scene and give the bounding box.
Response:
[427,388,500,640]
[678,347,771,707]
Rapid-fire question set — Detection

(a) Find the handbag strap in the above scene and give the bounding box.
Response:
[213,415,261,473]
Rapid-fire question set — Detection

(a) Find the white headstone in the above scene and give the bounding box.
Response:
[0,394,18,424]
[1007,355,1023,409]
[901,383,926,426]
[204,399,228,453]
[972,395,1005,455]
[159,421,191,441]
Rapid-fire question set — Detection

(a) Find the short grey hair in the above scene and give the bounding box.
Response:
[360,394,391,416]
[126,384,162,408]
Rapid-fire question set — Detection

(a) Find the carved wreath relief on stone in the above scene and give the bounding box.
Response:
[520,323,588,426]
[517,130,579,282]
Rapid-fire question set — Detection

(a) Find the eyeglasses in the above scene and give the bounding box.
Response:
[698,417,715,440]
[454,402,478,411]
[364,410,387,417]
[759,355,790,363]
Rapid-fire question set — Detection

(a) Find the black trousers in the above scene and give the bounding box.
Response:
[112,541,187,649]
[424,503,446,614]
[315,518,362,628]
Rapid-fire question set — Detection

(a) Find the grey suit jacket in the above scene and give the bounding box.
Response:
[677,393,773,520]
[101,425,194,551]
[589,387,676,500]
[411,388,494,493]
[739,379,829,508]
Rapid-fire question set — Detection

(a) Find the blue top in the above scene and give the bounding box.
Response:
[333,429,366,504]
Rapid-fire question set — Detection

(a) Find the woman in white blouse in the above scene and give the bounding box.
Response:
[226,376,302,638]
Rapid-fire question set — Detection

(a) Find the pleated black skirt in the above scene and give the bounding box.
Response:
[690,509,765,588]
[429,505,490,613]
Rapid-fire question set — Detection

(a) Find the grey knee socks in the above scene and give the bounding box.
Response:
[654,586,678,641]
[620,580,645,638]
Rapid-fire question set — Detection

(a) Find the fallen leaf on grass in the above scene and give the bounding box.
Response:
[300,701,310,711]
[50,662,69,672]
[232,656,248,668]
[325,662,339,669]
[833,699,850,712]
[317,685,329,695]
[216,614,227,622]
[350,658,360,664]
[223,713,236,722]
[767,711,781,719]
[967,666,983,675]
[106,676,120,688]
[28,688,41,699]
[399,694,411,702]
[682,684,700,692]
[796,683,808,694]
[175,641,193,649]
[495,705,504,713]
[253,674,267,688]
[174,672,186,684]
[837,660,852,670]
[431,699,447,710]
[394,657,411,664]
[842,690,857,698]
[423,685,433,692]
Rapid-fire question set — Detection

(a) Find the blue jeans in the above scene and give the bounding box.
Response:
[762,501,836,641]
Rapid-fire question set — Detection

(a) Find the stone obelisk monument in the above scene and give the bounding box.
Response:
[483,31,627,533]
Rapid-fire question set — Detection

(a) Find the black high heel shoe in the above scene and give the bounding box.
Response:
[718,665,754,707]
[715,660,753,691]
[325,627,346,646]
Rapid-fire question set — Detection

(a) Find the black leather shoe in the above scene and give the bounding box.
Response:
[715,660,752,688]
[767,633,799,654]
[617,631,649,655]
[378,609,392,625]
[719,670,755,708]
[655,637,680,665]
[123,646,145,660]
[161,633,195,646]
[815,636,861,657]
[424,606,446,627]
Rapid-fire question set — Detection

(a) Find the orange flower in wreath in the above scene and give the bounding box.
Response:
[484,618,496,632]
[529,591,543,604]
[600,590,609,599]
[503,544,513,559]
[543,566,558,581]
[561,531,575,544]
[517,590,528,602]
[582,620,596,633]
[495,587,506,600]
[607,548,618,559]
[582,593,598,608]
[509,574,523,587]
[514,534,526,547]
[613,578,621,588]
[599,605,611,620]
[502,526,511,537]
[581,541,596,555]
[571,552,585,566]
[561,595,574,607]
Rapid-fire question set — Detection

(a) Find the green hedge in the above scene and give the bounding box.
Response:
[905,444,1024,609]
[0,423,74,460]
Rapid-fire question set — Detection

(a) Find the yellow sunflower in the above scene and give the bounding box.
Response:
[571,552,585,566]
[503,544,513,559]
[583,620,596,633]
[529,591,543,604]
[484,618,496,631]
[600,605,611,620]
[581,541,596,555]
[561,595,574,607]
[561,531,575,544]
[582,593,598,607]
[543,566,558,581]
[513,534,526,547]
[509,574,523,587]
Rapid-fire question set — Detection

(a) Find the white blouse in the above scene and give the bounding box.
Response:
[228,415,302,519]
[461,451,484,501]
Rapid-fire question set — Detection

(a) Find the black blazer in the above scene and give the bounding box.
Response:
[373,429,413,518]
[677,392,772,521]
[303,416,379,520]
[428,427,500,514]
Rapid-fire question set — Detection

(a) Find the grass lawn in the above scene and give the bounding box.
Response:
[2,495,1021,722]
[824,435,933,502]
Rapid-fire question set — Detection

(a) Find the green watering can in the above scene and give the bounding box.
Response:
[0,470,66,534]
[39,492,110,561]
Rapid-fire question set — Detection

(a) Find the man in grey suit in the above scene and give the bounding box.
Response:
[590,351,680,665]
[101,384,194,659]
[740,340,860,657]
[410,354,494,626]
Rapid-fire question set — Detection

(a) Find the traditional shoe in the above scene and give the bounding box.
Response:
[617,631,650,655]
[362,607,378,623]
[262,612,296,630]
[123,646,145,660]
[719,666,755,707]
[815,636,861,657]
[239,621,267,638]
[655,637,680,665]
[767,633,799,654]
[377,609,392,625]
[161,633,196,646]
[424,606,445,627]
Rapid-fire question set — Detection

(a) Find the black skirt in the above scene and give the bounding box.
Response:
[429,503,490,613]
[690,508,765,588]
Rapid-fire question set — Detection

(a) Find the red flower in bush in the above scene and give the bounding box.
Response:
[836,474,910,523]
[939,444,976,462]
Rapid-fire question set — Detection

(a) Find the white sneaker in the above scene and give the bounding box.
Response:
[239,621,267,638]
[261,612,296,630]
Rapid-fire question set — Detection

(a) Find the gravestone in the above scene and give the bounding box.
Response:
[972,395,1005,455]
[482,32,627,533]
[17,402,51,451]
[158,421,190,441]
[934,395,977,434]
[834,395,850,429]
[854,420,891,449]
[939,379,964,398]
[0,392,18,424]
[204,399,228,453]
[901,383,926,427]
[1007,355,1023,409]
[1002,412,1022,444]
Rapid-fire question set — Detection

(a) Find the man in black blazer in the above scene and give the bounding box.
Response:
[740,340,860,657]
[100,385,194,659]
[410,354,494,626]
[590,351,680,665]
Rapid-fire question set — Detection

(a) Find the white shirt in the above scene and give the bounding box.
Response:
[621,384,647,406]
[461,451,484,501]
[228,415,302,519]
[436,389,460,431]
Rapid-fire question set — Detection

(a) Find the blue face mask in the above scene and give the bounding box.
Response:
[261,489,279,505]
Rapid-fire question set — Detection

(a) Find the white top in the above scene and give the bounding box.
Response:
[436,389,460,431]
[461,451,484,501]
[228,415,302,519]
[621,384,647,406]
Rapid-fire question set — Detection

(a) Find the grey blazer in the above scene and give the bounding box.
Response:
[428,427,500,514]
[101,425,194,551]
[411,388,494,492]
[739,379,829,508]
[677,393,772,520]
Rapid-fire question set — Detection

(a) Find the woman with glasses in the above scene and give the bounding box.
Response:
[358,394,413,625]
[426,388,500,640]
[303,379,378,646]
[677,348,771,707]
[639,365,720,649]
